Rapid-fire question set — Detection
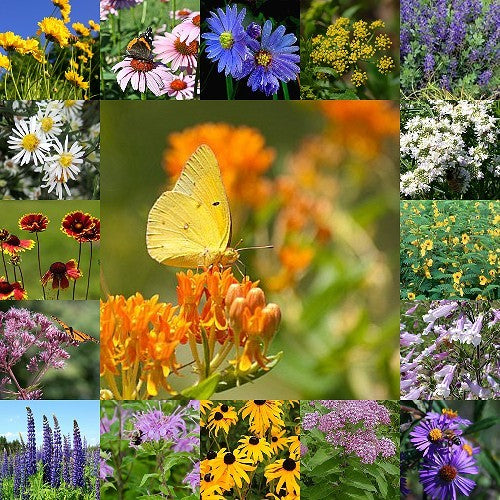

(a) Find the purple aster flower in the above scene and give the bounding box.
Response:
[183,460,199,492]
[237,20,300,96]
[478,69,493,87]
[427,409,472,427]
[420,448,478,499]
[202,5,249,76]
[423,53,435,75]
[400,476,410,496]
[246,22,262,40]
[111,58,170,96]
[410,418,460,457]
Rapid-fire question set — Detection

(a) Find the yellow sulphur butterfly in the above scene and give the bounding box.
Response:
[146,145,240,268]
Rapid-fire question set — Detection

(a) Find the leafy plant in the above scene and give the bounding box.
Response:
[400,201,499,300]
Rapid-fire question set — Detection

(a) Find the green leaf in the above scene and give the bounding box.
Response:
[139,473,159,487]
[464,416,500,434]
[310,456,342,477]
[303,481,335,499]
[180,372,221,399]
[376,462,399,476]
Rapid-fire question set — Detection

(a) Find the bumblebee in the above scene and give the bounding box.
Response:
[129,429,144,446]
[443,429,461,446]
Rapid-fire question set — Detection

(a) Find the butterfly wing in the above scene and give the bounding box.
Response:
[172,145,232,249]
[146,191,228,267]
[146,145,232,268]
[51,316,99,344]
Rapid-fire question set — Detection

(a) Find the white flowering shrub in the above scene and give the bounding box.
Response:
[0,100,99,200]
[400,101,498,199]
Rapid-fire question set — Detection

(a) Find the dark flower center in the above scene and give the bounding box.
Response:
[206,450,216,460]
[254,400,266,405]
[49,262,67,275]
[74,222,83,230]
[171,79,187,91]
[0,281,14,294]
[221,404,229,412]
[192,15,200,26]
[255,50,272,68]
[130,59,155,72]
[174,38,198,56]
[0,229,9,241]
[283,458,296,471]
[249,436,259,445]
[214,411,223,421]
[438,465,457,482]
[272,436,278,442]
[224,452,236,465]
[6,235,20,246]
[204,473,213,482]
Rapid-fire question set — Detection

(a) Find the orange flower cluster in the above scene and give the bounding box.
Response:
[100,268,281,399]
[162,123,275,207]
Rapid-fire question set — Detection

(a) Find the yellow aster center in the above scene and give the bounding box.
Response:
[64,100,76,107]
[21,133,40,152]
[255,50,272,67]
[41,117,54,132]
[219,31,234,49]
[442,408,458,419]
[428,428,443,442]
[462,444,473,456]
[59,152,74,167]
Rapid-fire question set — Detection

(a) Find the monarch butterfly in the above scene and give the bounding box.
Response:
[51,316,99,344]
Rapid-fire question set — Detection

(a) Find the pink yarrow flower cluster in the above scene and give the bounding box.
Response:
[303,400,396,464]
[111,13,199,98]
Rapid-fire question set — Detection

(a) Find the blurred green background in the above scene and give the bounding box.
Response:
[0,201,100,300]
[101,101,399,400]
[0,301,99,399]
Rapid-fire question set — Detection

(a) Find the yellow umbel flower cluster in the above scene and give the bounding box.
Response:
[310,17,395,87]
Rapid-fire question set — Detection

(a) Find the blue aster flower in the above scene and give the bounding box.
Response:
[202,5,249,76]
[236,20,300,96]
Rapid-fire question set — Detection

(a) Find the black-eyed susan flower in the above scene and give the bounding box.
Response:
[2,234,35,256]
[264,457,300,494]
[238,435,273,463]
[200,400,214,416]
[269,428,288,454]
[211,448,256,489]
[201,459,232,498]
[41,260,82,290]
[18,213,49,233]
[207,405,238,436]
[288,436,300,460]
[240,400,284,436]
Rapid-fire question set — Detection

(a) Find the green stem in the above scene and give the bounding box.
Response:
[281,81,290,100]
[140,92,146,100]
[72,241,82,300]
[0,243,9,281]
[35,233,46,299]
[225,75,234,100]
[85,242,93,300]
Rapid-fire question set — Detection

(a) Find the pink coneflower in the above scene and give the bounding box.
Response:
[112,57,170,96]
[175,8,192,19]
[173,12,200,44]
[153,33,198,71]
[164,73,195,99]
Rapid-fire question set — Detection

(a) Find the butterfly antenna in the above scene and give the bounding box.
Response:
[238,245,274,251]
[234,260,245,279]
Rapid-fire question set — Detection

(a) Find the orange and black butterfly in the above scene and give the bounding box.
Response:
[126,26,154,61]
[51,316,99,344]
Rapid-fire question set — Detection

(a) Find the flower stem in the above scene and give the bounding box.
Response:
[140,92,146,100]
[73,242,82,300]
[225,75,234,100]
[17,263,25,289]
[0,243,9,281]
[281,81,290,100]
[35,233,46,299]
[85,242,93,300]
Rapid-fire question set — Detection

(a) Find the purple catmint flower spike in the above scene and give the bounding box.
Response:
[51,415,62,488]
[42,415,53,483]
[71,420,84,488]
[25,407,36,477]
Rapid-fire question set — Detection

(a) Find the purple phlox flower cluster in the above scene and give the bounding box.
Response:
[111,12,199,99]
[409,409,480,499]
[400,301,499,400]
[401,0,499,95]
[183,460,200,492]
[0,308,75,400]
[71,420,85,488]
[202,5,300,96]
[303,401,395,464]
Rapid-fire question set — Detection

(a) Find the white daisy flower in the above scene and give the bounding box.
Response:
[45,135,85,182]
[37,100,65,114]
[41,171,72,199]
[7,117,52,167]
[61,100,84,121]
[36,108,64,139]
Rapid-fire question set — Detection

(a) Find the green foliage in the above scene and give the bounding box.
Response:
[400,200,500,300]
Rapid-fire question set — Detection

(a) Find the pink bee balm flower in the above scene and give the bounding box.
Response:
[164,73,195,99]
[173,12,200,44]
[153,32,198,71]
[112,57,170,96]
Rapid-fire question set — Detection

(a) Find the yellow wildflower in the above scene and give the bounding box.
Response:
[377,55,395,74]
[375,34,392,50]
[351,69,367,87]
[370,20,385,29]
[407,292,415,300]
[38,17,71,47]
[352,20,370,39]
[74,40,93,58]
[64,70,89,89]
[479,275,489,285]
[0,54,11,71]
[461,233,470,245]
[0,31,24,51]
[453,271,463,284]
[88,20,100,32]
[72,22,90,37]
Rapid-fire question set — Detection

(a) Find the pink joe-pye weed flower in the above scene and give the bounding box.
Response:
[112,57,170,96]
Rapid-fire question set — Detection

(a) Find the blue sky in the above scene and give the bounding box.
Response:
[0,401,99,446]
[0,0,99,38]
